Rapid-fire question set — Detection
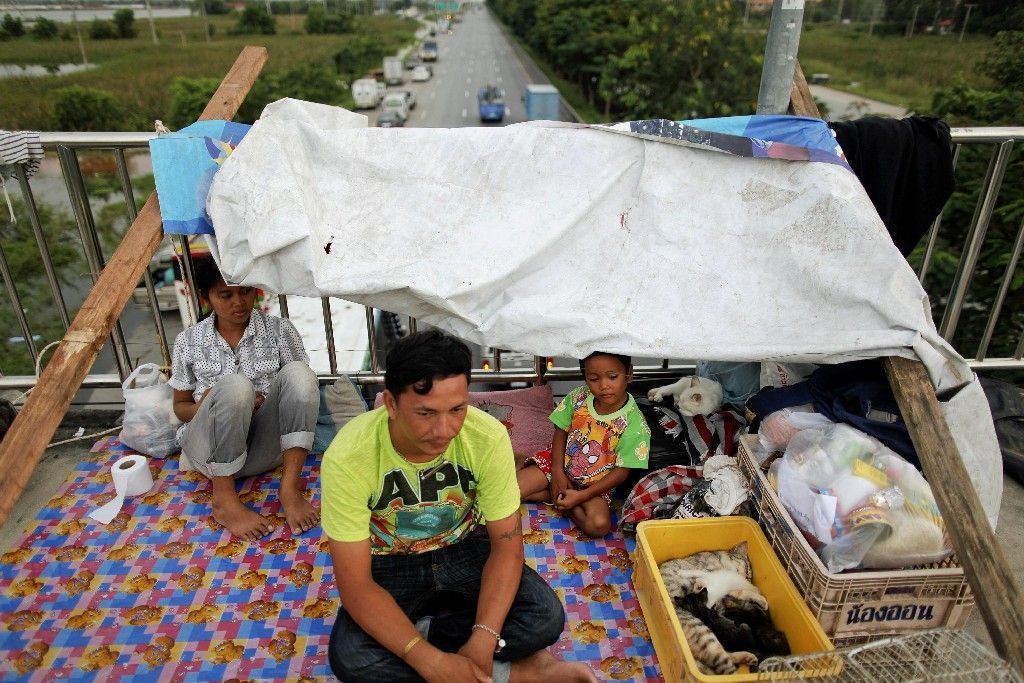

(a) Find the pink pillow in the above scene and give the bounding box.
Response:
[373,384,555,455]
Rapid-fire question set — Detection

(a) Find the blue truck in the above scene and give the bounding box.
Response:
[523,84,560,121]
[477,85,505,123]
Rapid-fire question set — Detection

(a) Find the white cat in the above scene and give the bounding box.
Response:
[648,376,724,417]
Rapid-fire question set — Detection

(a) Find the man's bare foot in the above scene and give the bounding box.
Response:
[280,487,320,535]
[212,497,275,540]
[510,650,598,683]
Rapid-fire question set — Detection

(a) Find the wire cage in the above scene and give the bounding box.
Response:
[758,628,1022,682]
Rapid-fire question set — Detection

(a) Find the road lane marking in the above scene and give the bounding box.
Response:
[462,108,467,118]
[465,90,469,98]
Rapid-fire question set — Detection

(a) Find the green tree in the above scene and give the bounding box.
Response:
[89,18,117,39]
[977,31,1024,91]
[167,77,221,128]
[236,62,343,121]
[30,16,58,39]
[194,0,230,14]
[2,13,25,37]
[600,0,760,119]
[306,4,353,33]
[530,0,632,109]
[52,86,126,130]
[232,4,276,34]
[113,8,137,38]
[0,198,85,376]
[923,38,1024,359]
[332,35,387,79]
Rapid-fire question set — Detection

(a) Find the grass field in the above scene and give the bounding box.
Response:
[0,13,417,130]
[795,24,996,111]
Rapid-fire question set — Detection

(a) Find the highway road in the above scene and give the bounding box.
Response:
[367,3,561,129]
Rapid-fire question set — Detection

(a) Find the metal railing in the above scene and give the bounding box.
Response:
[1,126,1022,393]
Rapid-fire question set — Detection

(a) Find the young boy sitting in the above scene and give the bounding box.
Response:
[517,352,651,537]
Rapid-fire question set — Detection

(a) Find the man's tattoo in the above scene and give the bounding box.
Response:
[498,519,523,541]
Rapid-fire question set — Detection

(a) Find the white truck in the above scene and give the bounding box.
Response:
[383,56,403,86]
[351,78,382,109]
[381,92,409,122]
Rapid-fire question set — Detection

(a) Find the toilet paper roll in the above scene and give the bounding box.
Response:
[88,454,155,524]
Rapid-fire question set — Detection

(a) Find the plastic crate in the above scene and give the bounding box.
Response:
[633,517,834,682]
[737,435,974,643]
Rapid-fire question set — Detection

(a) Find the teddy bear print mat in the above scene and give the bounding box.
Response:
[0,437,660,681]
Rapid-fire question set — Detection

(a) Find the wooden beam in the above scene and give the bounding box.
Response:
[884,357,1024,673]
[789,62,1024,673]
[0,45,269,529]
[787,59,821,119]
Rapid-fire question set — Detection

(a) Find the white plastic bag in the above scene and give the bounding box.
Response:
[776,423,951,572]
[119,363,181,458]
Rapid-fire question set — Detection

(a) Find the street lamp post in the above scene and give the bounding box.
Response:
[960,3,977,42]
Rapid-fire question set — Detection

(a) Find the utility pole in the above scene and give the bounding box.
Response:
[960,3,977,42]
[905,3,920,38]
[743,0,750,26]
[835,0,845,24]
[756,0,805,114]
[143,0,158,45]
[868,0,881,35]
[71,3,87,65]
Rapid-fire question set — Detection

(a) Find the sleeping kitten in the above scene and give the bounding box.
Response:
[678,589,791,664]
[658,542,754,600]
[648,376,724,417]
[672,598,759,675]
[720,594,791,661]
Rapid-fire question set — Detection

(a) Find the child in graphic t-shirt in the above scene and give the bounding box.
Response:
[517,352,651,537]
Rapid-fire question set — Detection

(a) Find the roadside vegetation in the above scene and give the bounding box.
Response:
[0,11,416,130]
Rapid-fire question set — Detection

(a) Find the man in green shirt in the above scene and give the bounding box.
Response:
[323,330,596,683]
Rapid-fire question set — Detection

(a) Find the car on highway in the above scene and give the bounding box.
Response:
[400,89,417,110]
[411,65,431,82]
[420,40,439,62]
[477,85,505,123]
[381,92,410,121]
[376,111,405,128]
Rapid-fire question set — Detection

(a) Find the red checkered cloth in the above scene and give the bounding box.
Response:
[619,465,703,531]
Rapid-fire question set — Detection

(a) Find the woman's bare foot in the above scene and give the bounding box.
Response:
[280,486,320,535]
[510,650,598,683]
[211,476,275,540]
[212,497,275,540]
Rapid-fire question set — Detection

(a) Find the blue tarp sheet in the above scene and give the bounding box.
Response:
[149,120,250,235]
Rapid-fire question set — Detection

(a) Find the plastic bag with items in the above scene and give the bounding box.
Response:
[753,405,833,465]
[119,363,182,458]
[772,422,950,573]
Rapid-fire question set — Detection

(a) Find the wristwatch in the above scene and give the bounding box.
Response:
[472,623,506,653]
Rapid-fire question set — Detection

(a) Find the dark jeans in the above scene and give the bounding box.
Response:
[328,530,565,682]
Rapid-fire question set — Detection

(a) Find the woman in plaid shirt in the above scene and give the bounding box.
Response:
[169,258,320,540]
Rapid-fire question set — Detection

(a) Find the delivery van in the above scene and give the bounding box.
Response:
[351,79,382,109]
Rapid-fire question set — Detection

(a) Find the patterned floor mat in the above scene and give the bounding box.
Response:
[0,438,660,681]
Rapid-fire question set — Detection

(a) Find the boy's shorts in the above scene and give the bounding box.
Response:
[523,449,612,505]
[523,448,552,478]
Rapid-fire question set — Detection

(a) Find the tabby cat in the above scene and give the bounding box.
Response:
[659,543,784,675]
[676,589,791,664]
[658,542,754,598]
[671,599,759,675]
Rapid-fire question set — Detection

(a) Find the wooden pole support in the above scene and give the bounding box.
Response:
[883,357,1024,673]
[788,61,1024,673]
[0,45,269,530]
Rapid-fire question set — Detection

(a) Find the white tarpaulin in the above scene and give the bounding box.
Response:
[207,98,1002,522]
